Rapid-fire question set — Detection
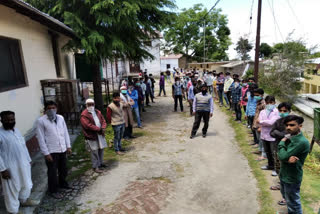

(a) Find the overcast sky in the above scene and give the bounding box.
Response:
[173,0,320,59]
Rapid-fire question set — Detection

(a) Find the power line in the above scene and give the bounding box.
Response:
[267,0,284,42]
[248,0,255,35]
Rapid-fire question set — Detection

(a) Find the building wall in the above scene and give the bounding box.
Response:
[140,39,161,77]
[302,63,320,94]
[0,5,73,142]
[102,59,130,91]
[160,58,179,72]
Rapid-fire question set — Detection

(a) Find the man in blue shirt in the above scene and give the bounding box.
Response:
[172,77,184,112]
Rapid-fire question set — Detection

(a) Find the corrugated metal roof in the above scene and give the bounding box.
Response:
[307,58,320,64]
[160,54,183,59]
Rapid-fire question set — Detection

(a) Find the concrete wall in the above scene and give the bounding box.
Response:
[302,64,320,94]
[102,59,130,91]
[140,39,161,77]
[0,5,74,140]
[160,58,179,72]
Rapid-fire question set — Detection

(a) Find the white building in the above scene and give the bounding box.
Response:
[0,0,77,154]
[160,54,183,72]
[140,39,161,77]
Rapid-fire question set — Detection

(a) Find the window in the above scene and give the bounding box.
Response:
[166,64,171,69]
[0,36,27,92]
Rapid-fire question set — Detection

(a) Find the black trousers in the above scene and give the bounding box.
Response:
[123,125,133,138]
[159,85,166,96]
[263,140,275,169]
[226,91,232,108]
[191,111,210,135]
[188,99,193,116]
[174,95,183,111]
[146,93,150,105]
[234,103,242,121]
[46,152,68,193]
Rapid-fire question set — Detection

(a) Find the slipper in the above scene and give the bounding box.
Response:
[270,185,281,190]
[255,157,267,161]
[278,199,286,206]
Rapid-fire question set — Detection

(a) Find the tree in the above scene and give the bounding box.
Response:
[259,38,309,102]
[259,43,273,58]
[163,4,231,63]
[235,37,253,61]
[26,0,175,110]
[272,41,308,55]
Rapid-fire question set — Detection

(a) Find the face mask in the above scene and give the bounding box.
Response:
[201,90,208,95]
[136,83,140,86]
[3,122,15,130]
[248,82,253,85]
[279,112,289,118]
[46,109,57,121]
[87,106,95,112]
[243,83,248,87]
[114,101,120,105]
[234,83,240,88]
[266,104,276,111]
[176,81,180,84]
[121,90,127,94]
[254,96,262,101]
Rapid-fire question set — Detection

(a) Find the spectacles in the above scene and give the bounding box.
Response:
[285,124,296,127]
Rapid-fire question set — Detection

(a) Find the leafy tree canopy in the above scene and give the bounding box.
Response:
[259,42,273,58]
[235,36,253,61]
[163,4,231,61]
[272,41,308,55]
[26,0,176,63]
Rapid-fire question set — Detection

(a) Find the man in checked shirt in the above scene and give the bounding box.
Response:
[36,101,72,199]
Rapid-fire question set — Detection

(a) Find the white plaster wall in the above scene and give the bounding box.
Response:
[102,59,129,90]
[160,58,179,72]
[140,39,161,77]
[0,5,71,137]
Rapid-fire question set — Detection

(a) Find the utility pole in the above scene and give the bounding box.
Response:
[203,21,206,63]
[254,0,262,83]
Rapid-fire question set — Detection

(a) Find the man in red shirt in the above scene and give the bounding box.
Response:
[80,99,107,173]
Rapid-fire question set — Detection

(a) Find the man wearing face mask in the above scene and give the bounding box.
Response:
[107,92,126,155]
[269,102,292,204]
[257,96,280,176]
[278,115,309,214]
[36,101,71,199]
[190,84,214,139]
[80,99,107,174]
[172,77,184,112]
[120,86,135,139]
[0,111,39,214]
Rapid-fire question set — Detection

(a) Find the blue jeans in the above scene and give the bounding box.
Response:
[218,90,224,105]
[133,107,141,127]
[280,180,302,214]
[112,124,125,152]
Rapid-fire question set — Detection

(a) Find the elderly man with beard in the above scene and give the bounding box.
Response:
[80,99,107,174]
[190,84,214,139]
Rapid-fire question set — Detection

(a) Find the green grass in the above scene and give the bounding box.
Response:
[220,107,275,214]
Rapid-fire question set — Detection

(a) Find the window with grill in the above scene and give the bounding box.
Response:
[0,36,27,92]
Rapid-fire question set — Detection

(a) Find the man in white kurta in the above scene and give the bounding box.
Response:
[0,111,34,214]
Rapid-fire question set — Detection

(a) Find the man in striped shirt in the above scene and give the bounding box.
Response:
[190,84,214,139]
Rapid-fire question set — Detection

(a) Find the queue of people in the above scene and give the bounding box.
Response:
[165,67,310,214]
[0,67,310,214]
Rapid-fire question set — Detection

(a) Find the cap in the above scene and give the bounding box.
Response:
[86,99,95,104]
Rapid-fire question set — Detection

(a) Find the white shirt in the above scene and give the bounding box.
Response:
[36,114,71,156]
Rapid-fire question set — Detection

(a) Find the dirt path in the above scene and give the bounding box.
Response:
[76,88,260,214]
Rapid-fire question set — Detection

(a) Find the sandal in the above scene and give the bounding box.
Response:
[270,185,281,190]
[278,199,286,206]
[255,156,267,161]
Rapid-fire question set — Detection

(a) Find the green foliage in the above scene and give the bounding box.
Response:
[259,38,308,103]
[272,41,308,55]
[259,43,273,58]
[310,52,320,59]
[235,36,253,61]
[26,0,176,63]
[163,4,231,61]
[243,68,254,80]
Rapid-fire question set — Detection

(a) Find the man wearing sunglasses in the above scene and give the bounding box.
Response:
[278,115,310,214]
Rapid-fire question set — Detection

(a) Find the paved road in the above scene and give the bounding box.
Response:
[77,90,260,214]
